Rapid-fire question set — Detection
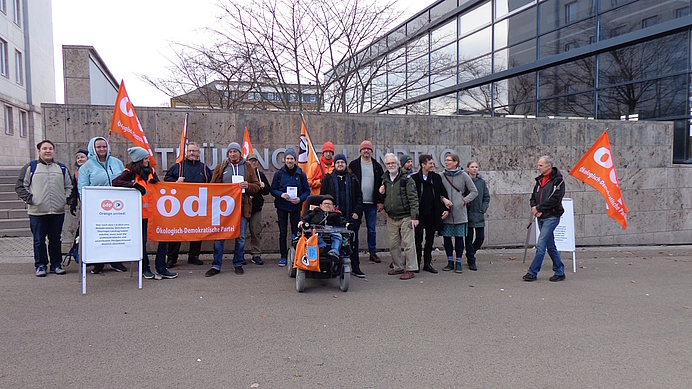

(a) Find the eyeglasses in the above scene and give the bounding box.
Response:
[322,202,334,206]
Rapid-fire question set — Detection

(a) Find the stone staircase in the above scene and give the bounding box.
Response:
[0,168,31,237]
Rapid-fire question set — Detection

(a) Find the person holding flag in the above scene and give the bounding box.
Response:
[523,156,566,283]
[164,142,212,268]
[308,141,336,195]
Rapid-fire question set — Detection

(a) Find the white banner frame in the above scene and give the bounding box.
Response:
[534,198,577,273]
[80,186,143,294]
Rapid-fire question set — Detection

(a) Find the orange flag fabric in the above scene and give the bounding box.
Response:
[109,80,157,167]
[297,117,322,195]
[242,126,254,158]
[147,182,242,242]
[175,113,189,164]
[569,131,628,229]
[293,230,320,272]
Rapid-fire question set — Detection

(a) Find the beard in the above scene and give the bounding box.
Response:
[388,167,399,175]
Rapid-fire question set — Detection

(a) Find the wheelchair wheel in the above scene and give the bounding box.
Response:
[339,265,350,292]
[287,246,296,278]
[296,269,306,292]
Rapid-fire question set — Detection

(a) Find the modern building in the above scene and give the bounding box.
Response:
[0,0,55,165]
[329,0,692,162]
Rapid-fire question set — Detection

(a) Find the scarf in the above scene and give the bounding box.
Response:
[444,166,463,177]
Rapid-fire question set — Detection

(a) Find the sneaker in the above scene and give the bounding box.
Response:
[187,257,204,266]
[278,258,287,267]
[549,274,566,282]
[251,256,264,265]
[522,273,537,282]
[235,266,244,275]
[111,263,127,272]
[91,264,105,274]
[158,269,178,279]
[50,266,66,275]
[143,269,156,279]
[352,269,366,278]
[36,266,47,277]
[205,268,220,277]
[369,253,381,263]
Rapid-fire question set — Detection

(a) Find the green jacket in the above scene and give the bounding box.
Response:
[467,174,490,228]
[382,169,419,220]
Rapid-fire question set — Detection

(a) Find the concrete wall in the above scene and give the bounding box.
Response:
[42,104,692,252]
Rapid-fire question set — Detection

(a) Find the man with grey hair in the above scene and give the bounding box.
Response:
[379,153,419,280]
[523,156,566,282]
[205,142,260,277]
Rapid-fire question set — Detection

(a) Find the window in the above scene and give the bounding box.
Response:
[0,39,7,77]
[4,105,13,135]
[14,50,22,85]
[676,7,690,18]
[565,42,579,51]
[18,110,26,137]
[0,0,6,14]
[565,2,578,23]
[642,16,659,29]
[13,0,20,26]
[609,25,628,38]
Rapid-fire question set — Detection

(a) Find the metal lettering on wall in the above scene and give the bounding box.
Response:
[153,144,466,171]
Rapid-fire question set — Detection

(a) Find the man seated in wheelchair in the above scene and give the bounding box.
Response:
[298,195,351,260]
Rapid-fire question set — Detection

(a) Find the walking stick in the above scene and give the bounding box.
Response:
[522,217,536,264]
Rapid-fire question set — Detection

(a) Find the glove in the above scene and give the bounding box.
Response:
[70,203,77,216]
[148,177,159,184]
[133,183,146,196]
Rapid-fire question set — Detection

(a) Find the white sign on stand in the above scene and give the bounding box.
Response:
[534,198,577,273]
[80,186,142,294]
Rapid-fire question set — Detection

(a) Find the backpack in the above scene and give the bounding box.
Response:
[28,160,68,186]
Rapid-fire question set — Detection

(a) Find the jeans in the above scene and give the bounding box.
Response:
[277,209,301,258]
[465,227,485,262]
[357,204,378,254]
[212,217,248,270]
[142,219,167,274]
[528,216,565,276]
[318,233,343,254]
[29,214,64,269]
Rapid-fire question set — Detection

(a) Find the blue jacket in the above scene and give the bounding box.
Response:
[270,165,310,212]
[77,137,125,197]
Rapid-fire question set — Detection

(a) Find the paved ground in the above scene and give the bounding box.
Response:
[1,240,692,388]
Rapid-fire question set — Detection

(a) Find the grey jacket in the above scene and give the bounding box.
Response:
[15,159,72,216]
[440,168,478,225]
[467,174,490,228]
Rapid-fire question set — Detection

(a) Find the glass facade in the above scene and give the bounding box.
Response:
[329,0,692,162]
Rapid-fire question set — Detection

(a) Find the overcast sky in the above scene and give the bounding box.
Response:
[51,0,426,107]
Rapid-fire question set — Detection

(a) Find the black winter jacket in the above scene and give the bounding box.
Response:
[530,167,565,219]
[411,170,448,232]
[320,170,363,221]
[164,159,212,183]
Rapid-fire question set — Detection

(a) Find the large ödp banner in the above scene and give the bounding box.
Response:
[147,182,242,242]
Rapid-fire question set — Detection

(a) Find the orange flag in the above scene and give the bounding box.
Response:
[569,131,628,229]
[175,113,189,164]
[297,116,322,195]
[109,80,156,167]
[242,126,254,158]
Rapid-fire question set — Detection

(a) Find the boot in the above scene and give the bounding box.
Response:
[443,260,454,271]
[455,261,463,273]
[468,259,477,271]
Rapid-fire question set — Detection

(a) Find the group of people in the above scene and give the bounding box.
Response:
[16,137,567,283]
